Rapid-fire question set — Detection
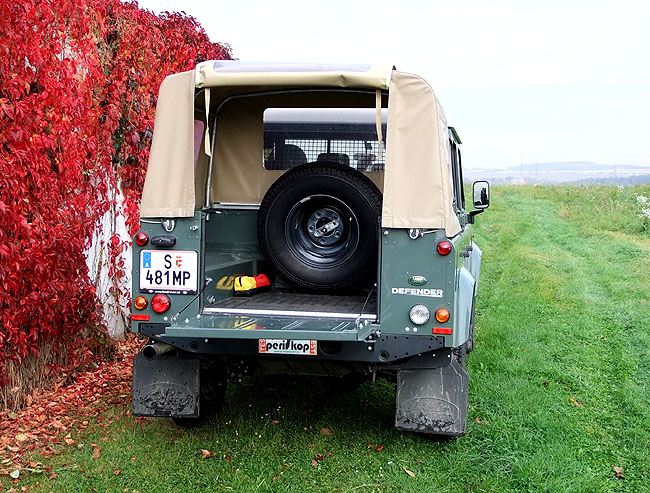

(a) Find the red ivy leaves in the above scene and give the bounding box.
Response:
[0,0,231,384]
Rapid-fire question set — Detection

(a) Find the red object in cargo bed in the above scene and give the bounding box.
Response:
[233,274,271,296]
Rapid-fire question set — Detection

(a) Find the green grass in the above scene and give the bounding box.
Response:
[5,185,650,492]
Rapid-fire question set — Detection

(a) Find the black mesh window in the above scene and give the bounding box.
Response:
[263,108,387,171]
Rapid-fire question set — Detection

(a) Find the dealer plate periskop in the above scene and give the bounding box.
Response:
[258,339,317,356]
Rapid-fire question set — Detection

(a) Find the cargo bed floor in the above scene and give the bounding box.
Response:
[207,291,377,320]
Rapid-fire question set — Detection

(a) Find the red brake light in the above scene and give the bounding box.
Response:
[135,232,149,246]
[437,240,452,256]
[151,294,171,313]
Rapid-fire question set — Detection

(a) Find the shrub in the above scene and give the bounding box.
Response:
[0,0,230,392]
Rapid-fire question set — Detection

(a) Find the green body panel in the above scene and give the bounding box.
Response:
[132,212,478,348]
[203,208,266,305]
[449,225,475,347]
[204,208,260,254]
[379,228,454,345]
[131,212,203,332]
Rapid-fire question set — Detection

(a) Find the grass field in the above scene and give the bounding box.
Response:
[3,185,650,492]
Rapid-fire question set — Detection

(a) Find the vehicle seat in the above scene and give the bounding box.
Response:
[266,144,308,169]
[317,153,350,166]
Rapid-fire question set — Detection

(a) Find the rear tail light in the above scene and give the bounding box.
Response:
[437,240,452,256]
[133,296,148,310]
[435,308,450,323]
[135,232,149,246]
[151,294,171,313]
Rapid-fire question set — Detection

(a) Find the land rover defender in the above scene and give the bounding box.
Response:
[131,61,489,436]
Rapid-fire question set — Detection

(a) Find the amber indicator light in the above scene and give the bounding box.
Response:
[133,296,148,310]
[435,308,450,323]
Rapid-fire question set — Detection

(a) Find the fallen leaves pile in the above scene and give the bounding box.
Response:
[0,335,142,478]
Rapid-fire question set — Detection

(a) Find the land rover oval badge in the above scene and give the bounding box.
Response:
[408,275,427,286]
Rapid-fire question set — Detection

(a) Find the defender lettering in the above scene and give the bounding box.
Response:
[391,287,444,298]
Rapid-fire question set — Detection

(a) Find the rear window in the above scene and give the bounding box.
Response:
[263,108,387,171]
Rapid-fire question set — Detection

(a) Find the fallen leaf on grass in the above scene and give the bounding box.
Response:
[272,420,280,425]
[375,445,384,451]
[315,453,324,461]
[614,466,624,479]
[92,448,101,459]
[0,335,141,468]
[403,467,415,478]
[310,460,318,467]
[113,469,120,475]
[474,417,487,424]
[320,428,331,435]
[201,449,215,459]
[568,398,583,407]
[415,459,424,463]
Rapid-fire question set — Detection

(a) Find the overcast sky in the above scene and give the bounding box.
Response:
[137,0,650,169]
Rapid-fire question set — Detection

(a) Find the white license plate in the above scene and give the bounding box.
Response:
[258,339,317,356]
[139,250,198,293]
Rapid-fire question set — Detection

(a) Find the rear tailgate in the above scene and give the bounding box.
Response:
[131,213,203,331]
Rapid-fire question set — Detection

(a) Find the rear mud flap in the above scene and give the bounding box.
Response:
[132,353,200,418]
[395,358,468,437]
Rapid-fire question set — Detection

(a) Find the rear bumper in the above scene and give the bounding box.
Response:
[139,322,445,364]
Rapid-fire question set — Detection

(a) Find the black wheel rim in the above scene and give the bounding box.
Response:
[285,194,360,268]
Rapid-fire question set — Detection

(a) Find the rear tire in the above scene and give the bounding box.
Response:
[172,361,227,428]
[320,373,367,394]
[258,163,382,291]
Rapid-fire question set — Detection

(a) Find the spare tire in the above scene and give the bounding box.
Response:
[258,163,382,291]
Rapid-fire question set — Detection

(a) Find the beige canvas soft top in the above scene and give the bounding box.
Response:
[141,61,461,237]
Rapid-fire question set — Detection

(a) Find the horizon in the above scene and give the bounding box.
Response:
[466,160,650,171]
[138,0,650,170]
